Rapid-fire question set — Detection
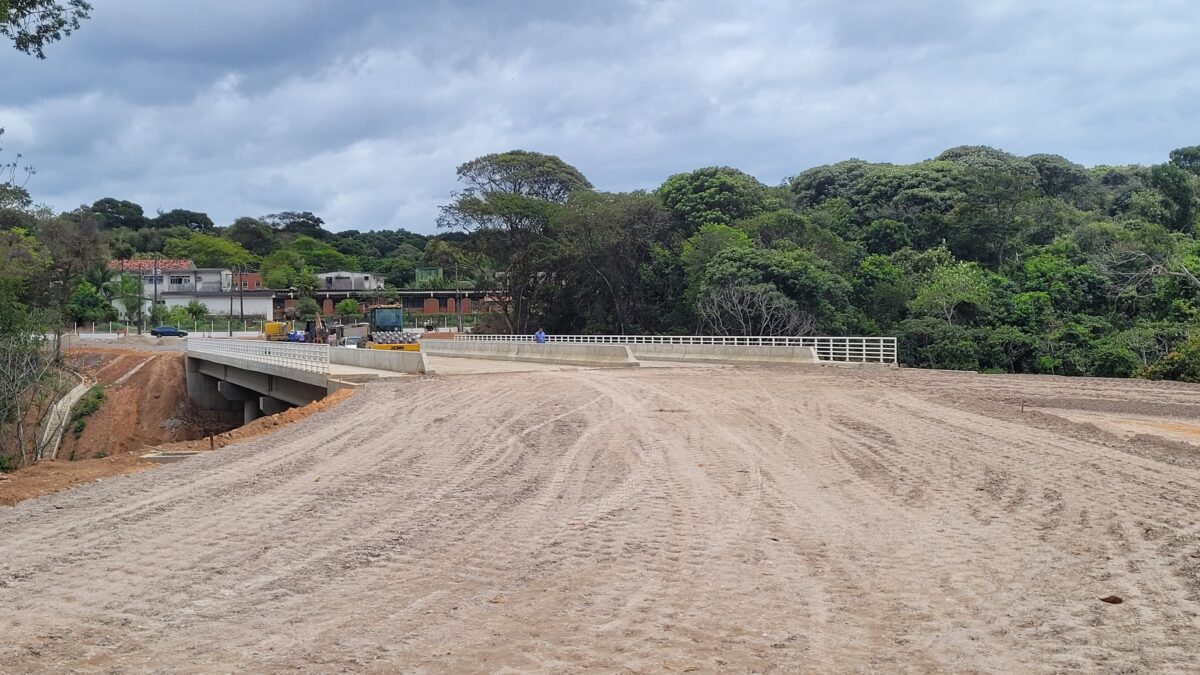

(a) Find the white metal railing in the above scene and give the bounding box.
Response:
[455,334,898,363]
[187,338,330,374]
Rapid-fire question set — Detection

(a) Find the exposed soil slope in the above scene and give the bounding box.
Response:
[2,367,1199,672]
[57,348,206,461]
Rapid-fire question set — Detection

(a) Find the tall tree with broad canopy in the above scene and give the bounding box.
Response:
[150,209,215,232]
[84,198,149,230]
[35,214,105,353]
[264,211,330,240]
[657,166,770,235]
[438,150,592,334]
[549,191,672,334]
[226,217,280,256]
[1169,146,1200,176]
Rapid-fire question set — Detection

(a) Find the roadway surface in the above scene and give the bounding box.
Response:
[2,366,1200,672]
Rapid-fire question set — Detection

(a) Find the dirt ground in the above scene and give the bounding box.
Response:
[2,366,1200,672]
[57,348,203,461]
[0,346,356,507]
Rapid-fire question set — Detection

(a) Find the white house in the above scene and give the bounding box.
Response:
[108,259,274,319]
[316,271,385,291]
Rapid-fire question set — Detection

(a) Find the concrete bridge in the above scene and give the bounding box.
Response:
[186,334,894,424]
[185,339,426,423]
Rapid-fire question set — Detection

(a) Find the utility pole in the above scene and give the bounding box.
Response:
[455,262,463,333]
[152,254,159,326]
[238,265,245,328]
[228,268,234,337]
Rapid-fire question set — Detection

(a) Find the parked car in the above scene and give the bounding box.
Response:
[339,336,364,348]
[149,326,189,337]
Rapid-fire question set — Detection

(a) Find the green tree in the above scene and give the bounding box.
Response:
[84,197,149,230]
[335,298,361,322]
[182,299,208,321]
[263,211,330,239]
[1148,163,1197,232]
[550,191,672,333]
[65,281,111,323]
[681,222,752,284]
[36,215,106,346]
[149,209,214,232]
[852,254,912,327]
[1,0,90,58]
[294,296,320,320]
[289,235,353,271]
[1026,154,1090,198]
[371,256,416,288]
[164,232,256,268]
[261,249,317,292]
[898,316,979,371]
[107,274,144,330]
[700,247,853,333]
[438,150,592,333]
[226,217,280,256]
[0,226,49,297]
[910,263,991,325]
[862,218,911,255]
[657,166,769,235]
[1169,146,1200,176]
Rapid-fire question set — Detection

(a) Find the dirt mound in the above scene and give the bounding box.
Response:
[0,382,356,507]
[157,387,356,452]
[57,348,219,461]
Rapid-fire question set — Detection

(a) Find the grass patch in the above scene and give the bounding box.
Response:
[69,386,106,438]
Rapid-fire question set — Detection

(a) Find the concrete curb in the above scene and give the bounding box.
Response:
[421,341,639,368]
[628,344,819,366]
[329,347,427,374]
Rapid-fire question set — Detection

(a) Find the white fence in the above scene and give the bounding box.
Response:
[187,338,330,374]
[456,334,898,364]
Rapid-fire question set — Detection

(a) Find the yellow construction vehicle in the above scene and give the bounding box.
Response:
[362,304,420,351]
[264,321,289,341]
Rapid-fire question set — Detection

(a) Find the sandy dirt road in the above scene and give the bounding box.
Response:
[2,366,1200,672]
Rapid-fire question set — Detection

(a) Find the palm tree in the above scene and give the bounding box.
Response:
[85,265,116,300]
[107,274,144,333]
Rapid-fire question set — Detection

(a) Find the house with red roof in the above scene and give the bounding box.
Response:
[107,259,274,321]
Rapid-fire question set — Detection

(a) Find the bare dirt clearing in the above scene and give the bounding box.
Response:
[2,366,1200,672]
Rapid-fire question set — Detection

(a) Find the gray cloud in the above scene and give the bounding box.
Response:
[2,0,1197,232]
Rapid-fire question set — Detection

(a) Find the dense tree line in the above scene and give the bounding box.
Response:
[5,132,1200,381]
[433,146,1200,381]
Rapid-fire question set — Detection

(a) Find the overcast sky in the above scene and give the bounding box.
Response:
[2,0,1197,233]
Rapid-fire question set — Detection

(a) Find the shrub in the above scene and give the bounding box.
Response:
[1140,335,1200,382]
[69,386,106,437]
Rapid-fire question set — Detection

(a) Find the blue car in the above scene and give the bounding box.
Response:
[149,326,189,337]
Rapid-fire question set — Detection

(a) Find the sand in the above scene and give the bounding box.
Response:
[1,366,1199,672]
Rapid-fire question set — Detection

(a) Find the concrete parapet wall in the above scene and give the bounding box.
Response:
[628,343,819,365]
[421,340,639,368]
[330,347,427,374]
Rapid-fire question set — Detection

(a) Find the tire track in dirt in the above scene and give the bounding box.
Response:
[2,366,1200,672]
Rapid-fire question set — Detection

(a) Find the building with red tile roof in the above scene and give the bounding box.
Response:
[107,259,195,273]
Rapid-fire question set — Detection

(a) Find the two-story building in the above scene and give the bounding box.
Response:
[108,259,275,319]
[316,271,385,292]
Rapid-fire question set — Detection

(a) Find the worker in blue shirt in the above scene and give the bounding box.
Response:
[534,328,546,344]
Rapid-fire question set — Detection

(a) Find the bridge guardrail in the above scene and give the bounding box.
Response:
[454,334,897,364]
[187,338,330,374]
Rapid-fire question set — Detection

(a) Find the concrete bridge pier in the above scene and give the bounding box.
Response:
[186,359,236,411]
[218,381,264,425]
[259,396,291,416]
